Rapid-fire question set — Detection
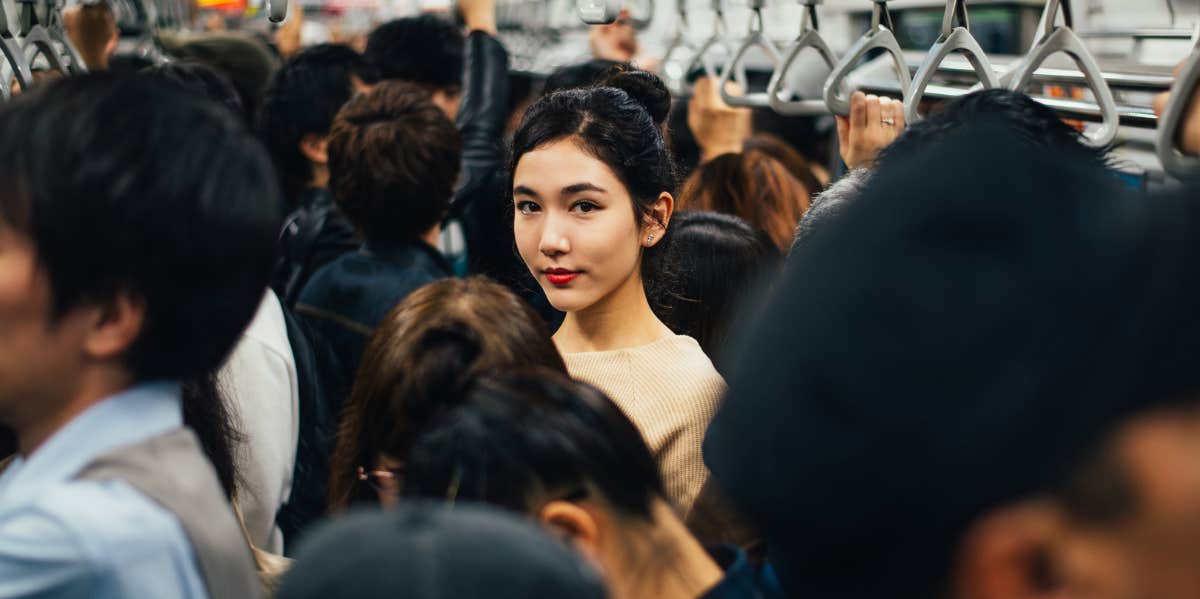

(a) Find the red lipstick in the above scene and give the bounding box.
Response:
[544,268,580,285]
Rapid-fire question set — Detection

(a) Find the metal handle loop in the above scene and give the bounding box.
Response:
[719,2,783,108]
[1006,0,1118,147]
[766,0,837,115]
[904,0,999,123]
[1157,26,1200,180]
[823,0,910,116]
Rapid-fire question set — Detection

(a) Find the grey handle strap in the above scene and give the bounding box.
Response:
[1156,26,1200,180]
[767,0,837,115]
[905,0,999,124]
[1005,0,1118,147]
[823,0,911,116]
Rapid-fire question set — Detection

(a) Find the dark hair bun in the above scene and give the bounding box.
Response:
[599,67,671,128]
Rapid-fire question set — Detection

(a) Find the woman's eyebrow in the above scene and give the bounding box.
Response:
[561,183,607,195]
[513,185,539,198]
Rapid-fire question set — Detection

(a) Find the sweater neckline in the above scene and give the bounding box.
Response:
[560,334,696,357]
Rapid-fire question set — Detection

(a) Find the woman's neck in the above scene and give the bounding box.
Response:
[616,501,725,599]
[554,270,673,354]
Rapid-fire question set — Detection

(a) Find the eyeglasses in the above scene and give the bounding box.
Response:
[357,465,404,497]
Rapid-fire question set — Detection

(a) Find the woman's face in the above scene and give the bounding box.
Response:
[513,138,649,314]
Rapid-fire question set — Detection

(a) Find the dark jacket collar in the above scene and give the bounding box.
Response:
[361,239,453,276]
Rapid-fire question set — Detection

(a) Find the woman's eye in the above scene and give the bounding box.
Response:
[516,201,540,215]
[572,201,599,214]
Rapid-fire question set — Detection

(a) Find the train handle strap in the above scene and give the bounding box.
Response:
[767,0,838,116]
[718,0,783,108]
[905,0,1000,124]
[1005,0,1119,147]
[682,0,747,97]
[823,0,911,116]
[1157,25,1200,180]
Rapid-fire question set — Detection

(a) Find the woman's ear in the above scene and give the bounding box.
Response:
[642,192,674,248]
[539,500,602,559]
[953,499,1070,599]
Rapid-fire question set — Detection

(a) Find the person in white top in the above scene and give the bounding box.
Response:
[219,290,299,555]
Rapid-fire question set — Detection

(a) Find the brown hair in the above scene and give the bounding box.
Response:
[327,277,566,510]
[328,80,461,246]
[677,150,811,253]
[743,133,824,196]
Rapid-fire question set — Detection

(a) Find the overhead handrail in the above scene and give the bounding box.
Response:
[681,0,746,97]
[1156,24,1200,180]
[1005,0,1118,147]
[661,0,696,96]
[823,0,910,116]
[266,0,288,23]
[0,0,35,100]
[718,0,783,108]
[904,0,999,123]
[18,0,86,75]
[765,0,837,116]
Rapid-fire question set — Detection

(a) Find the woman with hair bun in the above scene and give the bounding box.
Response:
[326,277,565,511]
[510,86,724,515]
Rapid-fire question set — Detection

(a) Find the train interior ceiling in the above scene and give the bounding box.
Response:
[2,0,1198,185]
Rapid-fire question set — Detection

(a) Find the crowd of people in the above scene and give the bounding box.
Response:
[2,1,1200,598]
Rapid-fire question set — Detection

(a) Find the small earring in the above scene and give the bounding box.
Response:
[646,234,655,243]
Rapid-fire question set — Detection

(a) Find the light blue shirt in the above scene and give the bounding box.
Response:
[0,383,209,598]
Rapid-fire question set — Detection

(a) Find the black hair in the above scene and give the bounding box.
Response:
[879,89,1111,166]
[403,369,666,520]
[364,15,464,91]
[653,211,781,359]
[142,61,245,120]
[0,74,281,381]
[164,32,280,128]
[541,61,671,129]
[510,87,678,290]
[257,44,380,206]
[542,59,626,96]
[182,373,243,499]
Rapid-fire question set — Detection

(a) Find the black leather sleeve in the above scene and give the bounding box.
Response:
[455,30,511,191]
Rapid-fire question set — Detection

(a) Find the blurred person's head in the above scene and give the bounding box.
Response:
[706,118,1200,599]
[510,87,676,316]
[141,61,244,119]
[364,15,464,119]
[257,44,379,206]
[326,81,460,248]
[328,277,565,511]
[62,1,118,71]
[0,74,280,454]
[743,133,824,196]
[161,32,281,127]
[403,370,724,599]
[677,150,810,253]
[278,502,607,599]
[653,211,780,360]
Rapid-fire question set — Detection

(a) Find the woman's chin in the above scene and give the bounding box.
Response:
[542,286,593,314]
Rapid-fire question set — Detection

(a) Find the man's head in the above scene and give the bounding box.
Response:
[257,44,379,205]
[706,119,1200,599]
[327,81,462,247]
[0,74,280,450]
[364,15,464,119]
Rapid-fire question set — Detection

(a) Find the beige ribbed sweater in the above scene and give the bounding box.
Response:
[563,335,726,515]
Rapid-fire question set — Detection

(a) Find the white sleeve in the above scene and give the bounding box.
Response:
[218,291,300,555]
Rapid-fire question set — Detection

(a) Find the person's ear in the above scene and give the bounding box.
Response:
[539,500,603,559]
[953,499,1070,599]
[642,192,674,248]
[299,133,330,166]
[81,291,146,362]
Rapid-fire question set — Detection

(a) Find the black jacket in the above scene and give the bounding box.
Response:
[273,187,359,307]
[448,31,561,327]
